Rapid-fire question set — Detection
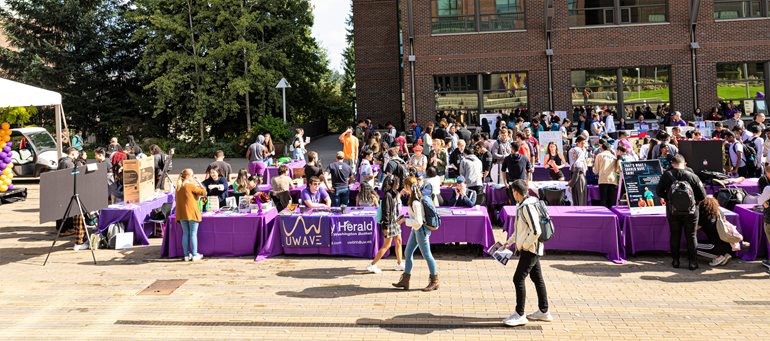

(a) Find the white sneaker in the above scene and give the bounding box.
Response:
[366,264,382,274]
[191,253,204,261]
[719,254,732,266]
[394,263,405,271]
[183,254,191,262]
[73,241,90,251]
[503,312,528,327]
[526,310,553,322]
[709,255,725,266]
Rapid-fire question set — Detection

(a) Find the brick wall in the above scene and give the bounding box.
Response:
[352,0,403,128]
[354,0,770,125]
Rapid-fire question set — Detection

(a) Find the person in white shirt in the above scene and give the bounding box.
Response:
[424,166,443,206]
[604,110,616,138]
[392,176,439,291]
[568,135,589,206]
[726,132,747,177]
[747,125,764,176]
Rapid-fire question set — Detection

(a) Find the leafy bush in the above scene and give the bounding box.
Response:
[250,114,291,143]
[139,138,245,158]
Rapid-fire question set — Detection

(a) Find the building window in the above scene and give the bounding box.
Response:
[571,66,671,115]
[569,0,668,27]
[714,0,769,20]
[431,0,525,34]
[434,72,528,124]
[717,62,766,114]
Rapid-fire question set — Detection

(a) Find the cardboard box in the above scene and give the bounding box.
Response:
[123,157,155,204]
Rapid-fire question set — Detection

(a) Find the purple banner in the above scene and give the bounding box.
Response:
[329,216,376,250]
[279,215,330,248]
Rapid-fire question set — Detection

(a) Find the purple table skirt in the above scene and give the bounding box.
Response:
[611,206,740,255]
[397,206,495,252]
[98,192,175,246]
[256,208,381,261]
[733,204,769,261]
[501,206,624,263]
[486,184,509,206]
[705,178,760,195]
[249,160,306,184]
[162,209,277,258]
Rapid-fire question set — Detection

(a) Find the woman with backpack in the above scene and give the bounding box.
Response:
[392,176,439,291]
[367,176,404,274]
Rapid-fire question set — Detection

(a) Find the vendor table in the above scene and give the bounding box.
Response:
[486,184,509,206]
[611,206,739,256]
[705,178,760,195]
[260,183,455,206]
[98,192,175,246]
[533,165,592,181]
[733,204,770,261]
[249,160,305,184]
[162,208,277,258]
[256,207,380,261]
[398,206,495,252]
[500,206,624,263]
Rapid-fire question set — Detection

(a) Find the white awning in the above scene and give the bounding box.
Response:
[0,77,62,107]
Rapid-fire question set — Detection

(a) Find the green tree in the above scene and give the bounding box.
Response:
[340,8,356,119]
[0,0,152,140]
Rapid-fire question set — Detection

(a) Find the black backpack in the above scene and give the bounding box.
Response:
[734,140,758,169]
[668,180,697,216]
[716,187,747,211]
[387,158,408,184]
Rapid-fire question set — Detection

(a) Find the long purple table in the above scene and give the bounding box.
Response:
[733,204,769,261]
[397,206,495,252]
[533,165,593,181]
[162,208,277,258]
[98,192,175,246]
[256,207,381,260]
[611,206,739,255]
[249,160,306,184]
[500,206,624,263]
[260,183,455,206]
[705,178,760,195]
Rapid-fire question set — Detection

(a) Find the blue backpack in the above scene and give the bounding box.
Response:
[421,195,441,230]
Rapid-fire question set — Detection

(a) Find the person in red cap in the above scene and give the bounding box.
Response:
[409,144,427,173]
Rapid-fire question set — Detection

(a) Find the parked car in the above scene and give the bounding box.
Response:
[9,127,60,177]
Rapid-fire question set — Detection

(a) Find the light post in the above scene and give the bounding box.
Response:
[276,78,291,124]
[635,68,641,101]
[351,83,357,119]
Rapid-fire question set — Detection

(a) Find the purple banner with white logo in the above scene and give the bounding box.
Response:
[329,216,376,255]
[279,215,331,248]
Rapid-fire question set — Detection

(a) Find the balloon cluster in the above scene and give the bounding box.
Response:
[0,122,15,192]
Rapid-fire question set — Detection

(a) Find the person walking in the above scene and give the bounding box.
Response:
[175,169,207,261]
[657,154,707,270]
[392,176,439,291]
[501,180,551,327]
[367,175,404,273]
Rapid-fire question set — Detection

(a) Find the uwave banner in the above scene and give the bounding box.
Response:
[279,215,377,256]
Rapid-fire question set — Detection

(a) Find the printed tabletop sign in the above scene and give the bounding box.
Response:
[280,215,330,248]
[620,160,665,215]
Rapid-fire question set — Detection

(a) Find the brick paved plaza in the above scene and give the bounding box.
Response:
[1,182,769,340]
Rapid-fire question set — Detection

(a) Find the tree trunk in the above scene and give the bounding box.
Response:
[186,0,204,141]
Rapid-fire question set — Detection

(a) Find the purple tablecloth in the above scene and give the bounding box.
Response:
[398,206,495,252]
[611,206,739,255]
[500,206,624,263]
[256,207,381,261]
[705,178,760,195]
[486,184,509,206]
[733,204,769,261]
[98,192,175,246]
[587,184,600,203]
[249,160,306,184]
[162,208,277,258]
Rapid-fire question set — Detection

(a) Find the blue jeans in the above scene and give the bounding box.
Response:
[331,186,350,207]
[404,226,438,275]
[180,220,199,257]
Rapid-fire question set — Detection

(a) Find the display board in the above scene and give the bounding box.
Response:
[620,160,665,215]
[538,131,563,165]
[123,157,155,204]
[479,114,499,138]
[677,140,724,174]
[40,163,108,224]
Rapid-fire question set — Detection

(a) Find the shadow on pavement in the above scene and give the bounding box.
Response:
[275,267,369,279]
[276,284,394,299]
[552,261,768,282]
[356,313,533,335]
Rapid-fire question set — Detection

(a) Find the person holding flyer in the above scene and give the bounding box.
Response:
[500,180,552,327]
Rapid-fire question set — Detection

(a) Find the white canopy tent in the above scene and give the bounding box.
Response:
[0,77,66,156]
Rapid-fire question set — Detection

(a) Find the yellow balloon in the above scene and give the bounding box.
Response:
[1,122,9,129]
[0,175,6,181]
[6,163,13,169]
[3,179,9,186]
[0,185,7,192]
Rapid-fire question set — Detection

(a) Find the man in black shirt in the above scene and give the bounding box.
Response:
[501,141,531,204]
[657,154,707,270]
[449,139,466,171]
[457,122,472,143]
[325,151,354,207]
[475,141,494,183]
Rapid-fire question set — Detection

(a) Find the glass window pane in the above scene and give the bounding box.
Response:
[713,0,762,19]
[479,0,525,31]
[717,81,750,100]
[432,0,476,34]
[568,0,616,27]
[482,72,528,109]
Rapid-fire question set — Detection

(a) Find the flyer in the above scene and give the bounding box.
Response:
[620,160,666,215]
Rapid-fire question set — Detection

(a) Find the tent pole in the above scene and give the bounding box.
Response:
[55,105,63,156]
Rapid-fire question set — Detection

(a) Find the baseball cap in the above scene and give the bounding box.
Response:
[456,175,466,183]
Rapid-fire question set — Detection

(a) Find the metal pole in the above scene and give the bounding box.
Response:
[55,105,62,157]
[282,88,287,124]
[637,69,641,100]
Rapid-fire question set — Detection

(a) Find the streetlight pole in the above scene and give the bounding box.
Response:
[635,68,641,101]
[276,78,291,124]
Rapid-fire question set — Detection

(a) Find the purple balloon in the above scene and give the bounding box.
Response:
[7,184,13,191]
[0,162,5,170]
[0,152,5,159]
[3,157,9,164]
[2,146,9,153]
[4,142,10,147]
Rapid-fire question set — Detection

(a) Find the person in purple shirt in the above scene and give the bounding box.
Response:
[670,111,687,127]
[300,176,331,208]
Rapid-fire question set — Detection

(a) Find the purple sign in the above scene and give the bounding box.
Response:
[329,216,376,250]
[279,215,330,248]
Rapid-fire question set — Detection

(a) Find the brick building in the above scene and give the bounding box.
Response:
[353,0,770,128]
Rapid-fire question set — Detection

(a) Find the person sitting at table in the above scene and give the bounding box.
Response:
[356,182,380,207]
[175,168,207,261]
[446,176,476,208]
[201,165,228,209]
[270,164,295,193]
[424,166,443,207]
[301,176,331,208]
[231,168,250,195]
[543,142,565,181]
[697,197,734,267]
